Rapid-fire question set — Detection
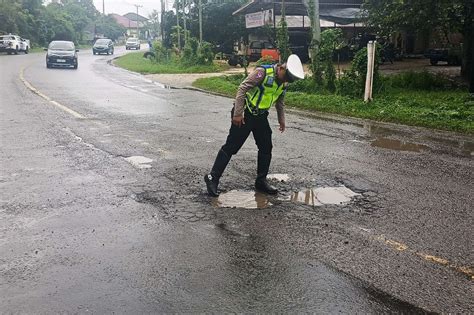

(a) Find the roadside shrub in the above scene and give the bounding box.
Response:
[336,71,360,97]
[320,29,343,92]
[182,37,199,65]
[182,37,215,66]
[386,71,453,90]
[197,41,215,65]
[152,40,170,63]
[287,77,321,94]
[337,45,382,97]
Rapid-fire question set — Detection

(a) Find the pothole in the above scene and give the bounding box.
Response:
[212,185,360,209]
[283,186,360,206]
[212,190,272,209]
[371,138,429,152]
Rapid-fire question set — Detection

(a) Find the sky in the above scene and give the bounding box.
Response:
[91,0,174,17]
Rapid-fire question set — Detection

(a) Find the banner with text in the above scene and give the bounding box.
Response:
[245,9,273,28]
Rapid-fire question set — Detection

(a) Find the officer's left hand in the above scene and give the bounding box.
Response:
[279,122,285,133]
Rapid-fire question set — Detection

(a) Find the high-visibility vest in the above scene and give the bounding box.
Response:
[246,65,286,114]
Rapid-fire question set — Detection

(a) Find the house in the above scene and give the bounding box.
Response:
[232,0,365,61]
[110,13,148,38]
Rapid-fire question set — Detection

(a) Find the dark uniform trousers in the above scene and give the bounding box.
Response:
[222,108,272,156]
[210,108,273,182]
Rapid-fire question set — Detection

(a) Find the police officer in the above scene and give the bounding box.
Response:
[204,54,305,197]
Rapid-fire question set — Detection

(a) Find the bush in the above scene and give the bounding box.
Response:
[287,77,320,94]
[197,41,215,65]
[386,71,453,90]
[152,40,170,63]
[182,37,215,66]
[337,45,382,97]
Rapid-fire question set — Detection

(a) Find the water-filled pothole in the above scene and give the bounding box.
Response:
[371,138,428,152]
[212,190,271,209]
[285,186,360,206]
[212,185,360,209]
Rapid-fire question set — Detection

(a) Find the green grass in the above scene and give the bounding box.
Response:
[193,75,473,133]
[29,47,46,53]
[114,52,228,74]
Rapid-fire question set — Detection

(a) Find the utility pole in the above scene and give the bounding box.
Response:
[176,0,181,49]
[182,0,187,42]
[134,4,142,39]
[198,0,202,43]
[160,0,165,41]
[102,0,105,15]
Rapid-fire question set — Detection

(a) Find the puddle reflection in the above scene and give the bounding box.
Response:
[286,186,360,206]
[212,190,272,209]
[371,138,429,152]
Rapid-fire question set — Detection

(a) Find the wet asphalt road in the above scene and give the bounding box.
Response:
[1,47,473,313]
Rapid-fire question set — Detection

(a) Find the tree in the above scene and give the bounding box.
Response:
[319,28,343,92]
[276,0,291,62]
[0,1,24,35]
[95,15,126,41]
[161,10,177,48]
[147,10,160,39]
[41,2,76,42]
[363,0,473,92]
[187,0,246,53]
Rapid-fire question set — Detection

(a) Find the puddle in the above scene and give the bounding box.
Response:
[212,190,272,209]
[267,173,290,182]
[124,156,153,169]
[371,138,429,152]
[286,186,360,206]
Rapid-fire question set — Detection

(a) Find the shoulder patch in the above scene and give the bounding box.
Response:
[256,70,264,79]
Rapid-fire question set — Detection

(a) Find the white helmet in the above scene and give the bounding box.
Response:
[285,54,305,82]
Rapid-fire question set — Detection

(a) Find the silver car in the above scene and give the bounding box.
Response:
[125,38,140,50]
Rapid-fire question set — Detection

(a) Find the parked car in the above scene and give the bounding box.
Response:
[125,38,140,50]
[424,45,462,66]
[19,37,30,53]
[93,38,114,55]
[45,41,78,69]
[226,40,276,66]
[0,34,29,54]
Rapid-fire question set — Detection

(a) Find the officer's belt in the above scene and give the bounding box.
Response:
[245,106,268,116]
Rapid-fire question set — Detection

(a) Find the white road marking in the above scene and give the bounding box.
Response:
[19,66,85,119]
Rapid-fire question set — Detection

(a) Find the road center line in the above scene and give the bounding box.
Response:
[19,66,85,119]
[374,234,473,280]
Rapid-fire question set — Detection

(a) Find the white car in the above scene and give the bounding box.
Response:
[19,37,30,53]
[0,34,29,54]
[125,38,140,50]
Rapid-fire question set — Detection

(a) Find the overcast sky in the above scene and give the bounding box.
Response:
[92,0,174,17]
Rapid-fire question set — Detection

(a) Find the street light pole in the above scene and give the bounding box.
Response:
[134,4,142,39]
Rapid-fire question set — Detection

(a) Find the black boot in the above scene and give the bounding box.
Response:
[255,153,278,194]
[205,149,231,197]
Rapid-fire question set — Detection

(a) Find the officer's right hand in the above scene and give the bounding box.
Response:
[232,116,245,127]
